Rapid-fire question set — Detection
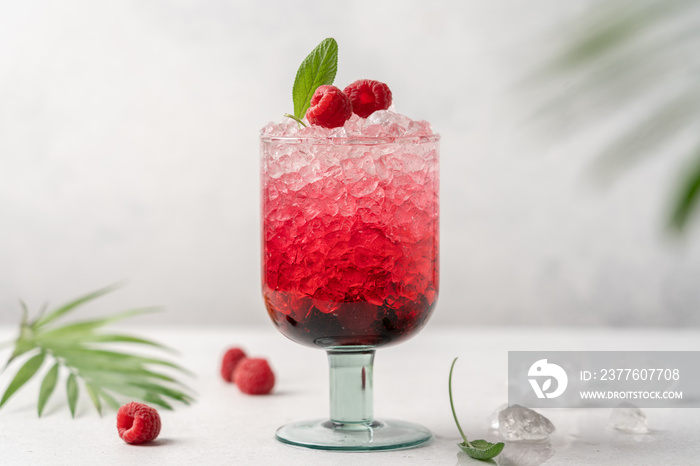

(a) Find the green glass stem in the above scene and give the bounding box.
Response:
[327,349,375,426]
[275,348,431,450]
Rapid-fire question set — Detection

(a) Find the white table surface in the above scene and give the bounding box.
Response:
[0,325,699,466]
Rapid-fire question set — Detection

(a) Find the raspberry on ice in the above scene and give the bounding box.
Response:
[343,79,392,118]
[305,85,352,128]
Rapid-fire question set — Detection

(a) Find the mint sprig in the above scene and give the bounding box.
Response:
[283,113,307,128]
[449,357,505,461]
[0,284,194,417]
[291,38,338,120]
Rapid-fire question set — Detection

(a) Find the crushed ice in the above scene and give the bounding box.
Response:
[497,405,555,441]
[488,403,508,430]
[495,441,555,466]
[261,111,434,138]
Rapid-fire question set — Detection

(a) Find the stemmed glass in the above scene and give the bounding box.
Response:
[261,130,439,450]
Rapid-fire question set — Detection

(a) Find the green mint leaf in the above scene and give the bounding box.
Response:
[449,357,504,461]
[0,352,45,410]
[38,362,60,417]
[66,372,79,418]
[458,439,505,461]
[292,38,338,119]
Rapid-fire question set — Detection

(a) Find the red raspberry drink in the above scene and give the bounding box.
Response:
[263,38,438,451]
[261,113,439,348]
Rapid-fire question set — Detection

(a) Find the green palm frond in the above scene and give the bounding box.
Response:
[0,285,194,417]
[537,0,700,231]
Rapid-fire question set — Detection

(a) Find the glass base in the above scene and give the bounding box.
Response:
[275,418,432,451]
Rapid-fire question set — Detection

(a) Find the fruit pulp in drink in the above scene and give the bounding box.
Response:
[261,135,439,348]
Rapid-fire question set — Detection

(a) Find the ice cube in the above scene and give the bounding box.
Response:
[297,123,331,138]
[363,124,391,138]
[609,402,649,434]
[498,405,555,441]
[488,403,508,430]
[406,120,433,136]
[349,176,379,198]
[261,118,301,137]
[497,440,555,466]
[343,114,363,136]
[367,110,413,131]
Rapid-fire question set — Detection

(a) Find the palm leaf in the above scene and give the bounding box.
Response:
[61,360,183,385]
[77,370,195,401]
[84,382,102,416]
[591,91,699,176]
[51,348,191,374]
[3,340,35,370]
[143,394,173,411]
[88,381,174,410]
[127,381,194,404]
[78,370,194,403]
[33,282,125,330]
[62,333,176,354]
[38,363,60,417]
[537,0,700,231]
[95,388,120,410]
[0,352,45,410]
[671,149,700,229]
[19,300,29,324]
[36,307,161,341]
[66,373,79,418]
[550,0,694,69]
[1,286,194,417]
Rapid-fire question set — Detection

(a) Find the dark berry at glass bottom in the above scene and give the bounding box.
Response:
[264,291,437,348]
[261,130,439,450]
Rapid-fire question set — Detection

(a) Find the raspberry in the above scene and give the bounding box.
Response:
[305,85,352,128]
[116,402,161,445]
[233,358,275,395]
[220,347,247,382]
[343,79,393,118]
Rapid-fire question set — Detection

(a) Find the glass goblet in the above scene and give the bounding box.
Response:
[261,131,439,450]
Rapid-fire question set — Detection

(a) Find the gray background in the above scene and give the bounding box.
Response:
[2,1,699,326]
